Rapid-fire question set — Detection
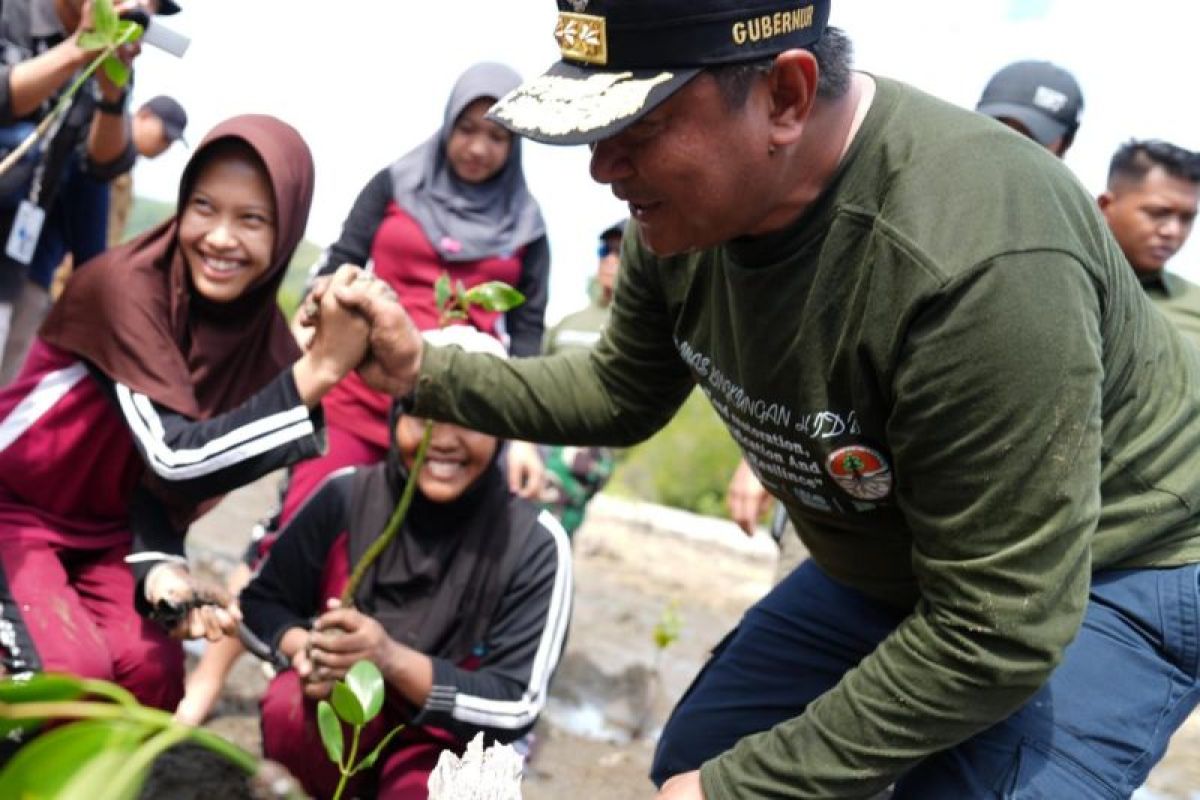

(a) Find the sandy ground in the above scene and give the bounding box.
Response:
[184,477,1200,800]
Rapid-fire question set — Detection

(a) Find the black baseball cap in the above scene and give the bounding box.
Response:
[157,0,181,15]
[599,219,626,239]
[141,95,188,144]
[489,0,832,146]
[976,61,1084,148]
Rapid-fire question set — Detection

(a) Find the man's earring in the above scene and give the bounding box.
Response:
[768,144,777,156]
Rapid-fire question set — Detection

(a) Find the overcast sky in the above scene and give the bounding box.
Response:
[128,0,1200,323]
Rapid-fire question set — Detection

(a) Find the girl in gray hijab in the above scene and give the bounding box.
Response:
[175,63,552,727]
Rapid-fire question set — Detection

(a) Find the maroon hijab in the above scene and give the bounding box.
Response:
[41,115,315,419]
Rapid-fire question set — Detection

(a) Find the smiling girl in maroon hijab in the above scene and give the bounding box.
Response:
[0,115,373,714]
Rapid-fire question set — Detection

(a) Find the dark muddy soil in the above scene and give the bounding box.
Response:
[176,482,1200,800]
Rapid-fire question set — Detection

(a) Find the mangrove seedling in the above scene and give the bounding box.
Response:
[318,661,407,800]
[338,273,524,607]
[634,600,684,739]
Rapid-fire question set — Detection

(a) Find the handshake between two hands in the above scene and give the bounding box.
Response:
[297,264,424,399]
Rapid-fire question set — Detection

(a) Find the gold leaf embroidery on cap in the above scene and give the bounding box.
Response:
[495,72,675,136]
[555,12,608,66]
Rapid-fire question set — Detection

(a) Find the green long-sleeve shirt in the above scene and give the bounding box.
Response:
[1141,269,1200,347]
[413,76,1200,798]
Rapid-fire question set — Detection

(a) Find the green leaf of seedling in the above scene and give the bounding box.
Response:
[653,602,682,651]
[463,282,526,313]
[352,723,406,774]
[317,700,345,767]
[434,273,452,314]
[0,673,88,739]
[75,30,108,51]
[92,0,119,39]
[455,280,467,304]
[116,20,144,44]
[330,681,365,726]
[0,718,150,799]
[345,661,385,724]
[0,672,87,704]
[101,55,130,88]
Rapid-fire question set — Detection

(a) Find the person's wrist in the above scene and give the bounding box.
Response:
[378,637,407,686]
[95,87,128,115]
[293,352,340,407]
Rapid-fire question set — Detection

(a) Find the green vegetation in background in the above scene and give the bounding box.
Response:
[608,388,743,517]
[125,196,320,317]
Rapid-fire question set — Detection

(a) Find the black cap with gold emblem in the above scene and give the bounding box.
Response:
[489,0,832,146]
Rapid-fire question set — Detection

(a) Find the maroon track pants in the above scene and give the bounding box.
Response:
[0,538,184,710]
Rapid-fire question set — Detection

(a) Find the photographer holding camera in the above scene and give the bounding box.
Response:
[0,0,161,386]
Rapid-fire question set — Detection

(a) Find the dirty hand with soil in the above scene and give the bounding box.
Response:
[279,598,433,704]
[302,269,422,398]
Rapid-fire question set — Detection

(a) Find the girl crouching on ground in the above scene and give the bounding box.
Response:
[241,326,572,800]
[0,115,379,715]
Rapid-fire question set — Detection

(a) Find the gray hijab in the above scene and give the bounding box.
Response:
[389,62,546,263]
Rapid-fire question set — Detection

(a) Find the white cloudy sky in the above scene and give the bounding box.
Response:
[129,0,1200,323]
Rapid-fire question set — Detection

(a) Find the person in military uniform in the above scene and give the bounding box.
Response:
[538,220,624,537]
[1099,138,1200,344]
[318,1,1200,798]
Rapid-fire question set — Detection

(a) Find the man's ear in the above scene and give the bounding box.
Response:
[1098,191,1115,214]
[766,50,819,148]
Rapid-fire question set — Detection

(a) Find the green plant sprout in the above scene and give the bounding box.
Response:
[0,0,142,179]
[318,661,407,800]
[0,672,304,799]
[635,600,684,739]
[338,273,524,607]
[652,600,682,661]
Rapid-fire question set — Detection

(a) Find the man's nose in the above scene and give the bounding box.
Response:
[590,136,634,185]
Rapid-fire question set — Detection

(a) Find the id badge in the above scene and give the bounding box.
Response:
[5,200,45,265]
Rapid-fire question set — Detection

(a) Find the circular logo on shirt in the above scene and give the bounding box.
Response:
[825,446,893,501]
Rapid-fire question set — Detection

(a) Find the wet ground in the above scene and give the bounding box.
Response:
[183,478,1200,800]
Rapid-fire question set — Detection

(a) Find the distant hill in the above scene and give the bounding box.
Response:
[126,197,322,317]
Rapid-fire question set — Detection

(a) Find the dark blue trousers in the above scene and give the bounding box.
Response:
[652,559,1200,798]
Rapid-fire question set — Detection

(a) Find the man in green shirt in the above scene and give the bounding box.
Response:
[1099,139,1200,344]
[318,1,1200,797]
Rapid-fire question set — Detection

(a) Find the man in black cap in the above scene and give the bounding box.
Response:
[108,94,187,244]
[975,60,1084,157]
[324,2,1200,797]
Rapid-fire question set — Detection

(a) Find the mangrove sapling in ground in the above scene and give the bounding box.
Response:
[632,600,683,739]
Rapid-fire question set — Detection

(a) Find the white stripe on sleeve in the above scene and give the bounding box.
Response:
[0,362,88,452]
[449,510,574,730]
[116,383,314,481]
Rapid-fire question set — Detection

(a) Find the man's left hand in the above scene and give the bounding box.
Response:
[657,771,705,799]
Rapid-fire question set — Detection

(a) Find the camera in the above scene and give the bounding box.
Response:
[119,7,190,58]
